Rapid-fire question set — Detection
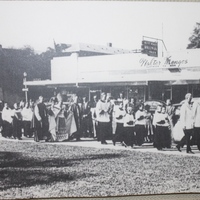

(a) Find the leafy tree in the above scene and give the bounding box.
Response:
[0,46,52,102]
[54,43,71,56]
[0,42,72,103]
[187,22,200,49]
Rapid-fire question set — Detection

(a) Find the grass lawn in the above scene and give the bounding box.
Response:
[0,140,200,199]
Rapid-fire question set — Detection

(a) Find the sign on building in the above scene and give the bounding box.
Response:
[141,40,158,57]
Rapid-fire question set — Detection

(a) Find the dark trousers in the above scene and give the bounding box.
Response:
[154,126,165,150]
[178,129,193,152]
[194,127,200,150]
[98,122,109,143]
[2,121,13,138]
[95,122,100,141]
[123,127,135,147]
[13,120,22,139]
[113,123,124,143]
[163,126,171,148]
[35,118,49,141]
[81,117,93,137]
[23,121,32,137]
[154,126,171,149]
[135,124,145,146]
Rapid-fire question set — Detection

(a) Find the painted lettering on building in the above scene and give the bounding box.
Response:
[164,56,188,67]
[140,56,188,68]
[140,58,161,67]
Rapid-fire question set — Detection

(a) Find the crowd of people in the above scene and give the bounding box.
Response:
[0,91,200,154]
[0,93,80,142]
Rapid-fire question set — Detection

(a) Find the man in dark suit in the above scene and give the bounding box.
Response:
[34,96,49,142]
[81,96,93,137]
[69,94,81,141]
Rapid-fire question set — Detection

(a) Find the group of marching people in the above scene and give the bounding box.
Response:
[0,93,81,142]
[0,97,50,141]
[1,91,200,152]
[94,92,154,146]
[112,92,200,153]
[0,91,172,147]
[111,96,173,149]
[0,100,35,140]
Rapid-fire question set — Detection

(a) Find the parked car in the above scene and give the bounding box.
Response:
[144,100,166,114]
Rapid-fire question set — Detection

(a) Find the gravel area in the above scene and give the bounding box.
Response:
[0,140,200,199]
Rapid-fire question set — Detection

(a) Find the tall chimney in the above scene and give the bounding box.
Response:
[107,43,112,47]
[0,45,2,55]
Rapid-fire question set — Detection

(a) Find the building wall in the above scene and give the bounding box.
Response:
[51,49,200,84]
[48,49,200,103]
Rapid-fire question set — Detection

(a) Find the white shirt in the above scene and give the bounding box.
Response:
[180,102,194,129]
[123,113,135,127]
[153,111,161,126]
[154,112,170,127]
[2,107,13,124]
[115,107,126,123]
[96,100,111,123]
[135,110,146,125]
[21,107,33,121]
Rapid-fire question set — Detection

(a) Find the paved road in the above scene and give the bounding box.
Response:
[1,135,200,157]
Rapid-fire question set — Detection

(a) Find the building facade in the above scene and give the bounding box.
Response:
[25,43,200,104]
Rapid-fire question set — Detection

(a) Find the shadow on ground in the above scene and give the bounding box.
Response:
[0,151,126,190]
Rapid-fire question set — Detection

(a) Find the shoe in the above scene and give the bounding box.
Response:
[18,138,22,140]
[39,140,45,143]
[176,145,181,152]
[101,141,107,145]
[187,151,195,154]
[43,136,47,140]
[131,144,135,148]
[121,142,127,147]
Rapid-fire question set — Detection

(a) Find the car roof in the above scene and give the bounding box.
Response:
[144,100,166,105]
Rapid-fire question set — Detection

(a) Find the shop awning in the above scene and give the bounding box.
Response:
[24,80,77,87]
[24,68,200,87]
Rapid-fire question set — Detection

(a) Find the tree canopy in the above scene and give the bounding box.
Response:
[0,45,53,102]
[187,22,200,49]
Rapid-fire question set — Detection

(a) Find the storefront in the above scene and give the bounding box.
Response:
[25,44,200,104]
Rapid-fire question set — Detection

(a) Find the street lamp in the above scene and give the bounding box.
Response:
[22,72,28,102]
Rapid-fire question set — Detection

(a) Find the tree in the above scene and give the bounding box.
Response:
[0,42,72,103]
[187,22,200,49]
[40,47,55,59]
[54,42,71,56]
[0,45,53,103]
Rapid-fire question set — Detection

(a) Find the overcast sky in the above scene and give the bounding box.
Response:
[0,1,200,53]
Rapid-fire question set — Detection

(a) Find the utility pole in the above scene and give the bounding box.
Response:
[22,72,28,102]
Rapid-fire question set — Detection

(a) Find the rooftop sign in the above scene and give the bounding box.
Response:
[141,40,158,57]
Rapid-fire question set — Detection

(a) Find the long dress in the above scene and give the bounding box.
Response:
[69,103,81,140]
[123,113,135,147]
[49,104,77,142]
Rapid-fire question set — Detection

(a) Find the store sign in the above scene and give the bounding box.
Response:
[141,40,158,57]
[139,56,188,68]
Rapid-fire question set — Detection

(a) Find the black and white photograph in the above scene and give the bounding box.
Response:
[0,1,200,199]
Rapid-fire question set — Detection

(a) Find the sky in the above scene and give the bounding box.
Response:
[0,1,200,54]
